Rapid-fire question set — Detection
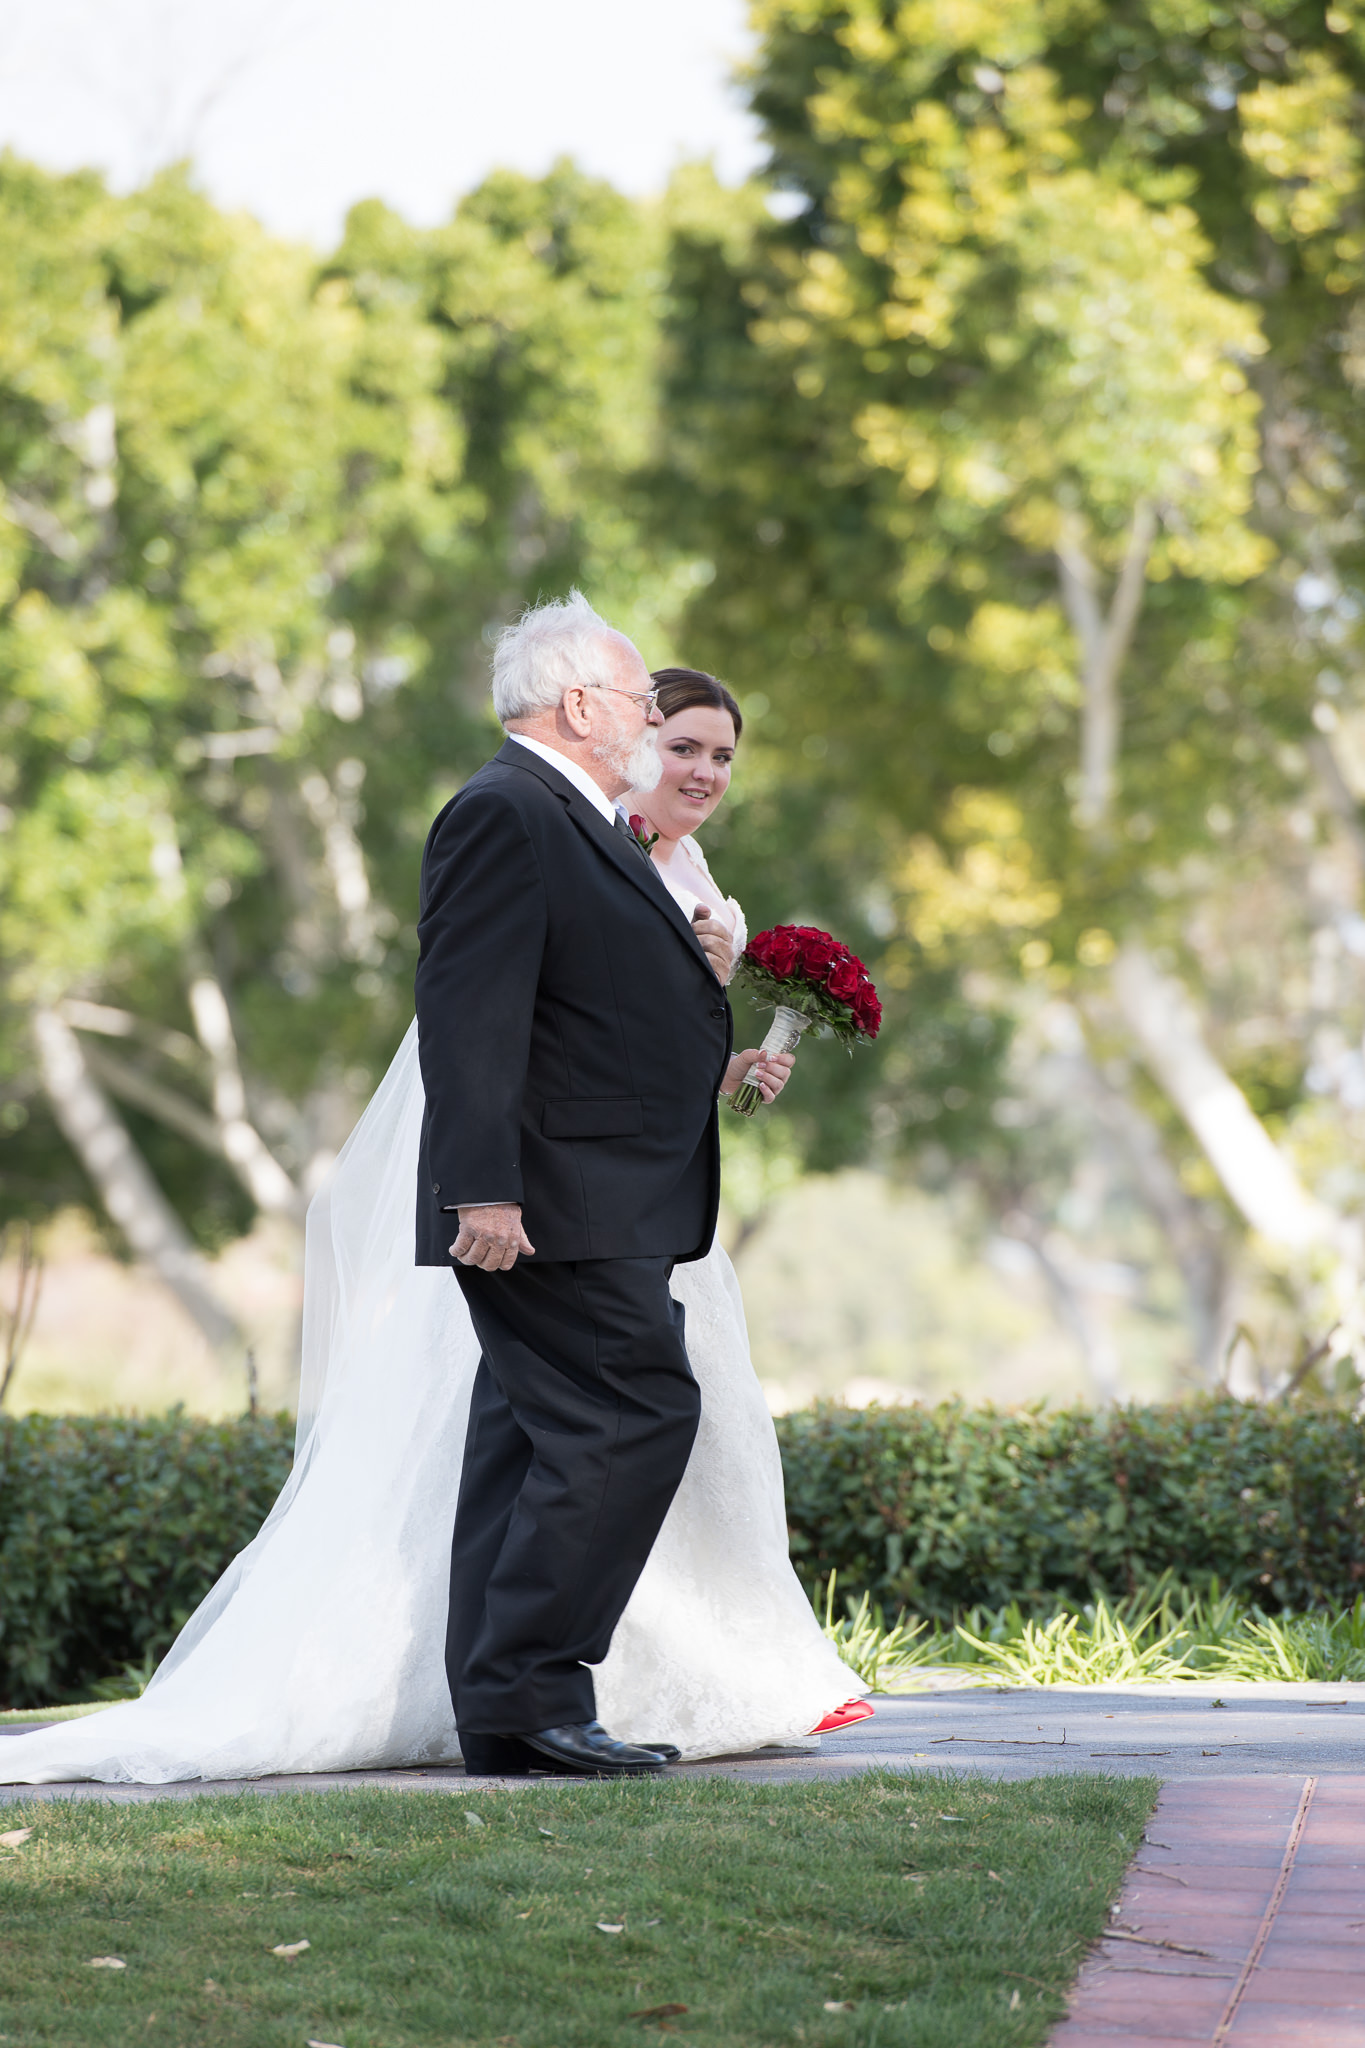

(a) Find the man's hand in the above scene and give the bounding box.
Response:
[450,1203,535,1271]
[690,905,736,984]
[721,1048,795,1103]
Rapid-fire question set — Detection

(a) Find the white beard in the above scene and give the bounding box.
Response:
[595,725,662,793]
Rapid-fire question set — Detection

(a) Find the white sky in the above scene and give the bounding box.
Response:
[0,0,766,246]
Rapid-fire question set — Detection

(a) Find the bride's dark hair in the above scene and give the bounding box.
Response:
[649,666,743,739]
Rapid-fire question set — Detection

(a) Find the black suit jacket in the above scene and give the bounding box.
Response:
[413,739,733,1266]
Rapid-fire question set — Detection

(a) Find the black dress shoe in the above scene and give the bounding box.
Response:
[460,1731,539,1777]
[642,1742,681,1763]
[519,1720,668,1777]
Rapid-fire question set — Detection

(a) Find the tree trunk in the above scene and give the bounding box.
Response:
[31,1006,241,1352]
[187,971,303,1221]
[1057,501,1157,833]
[1111,943,1342,1252]
[1079,1053,1234,1384]
[1004,1212,1125,1403]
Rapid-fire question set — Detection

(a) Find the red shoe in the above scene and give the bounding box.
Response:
[810,1699,875,1734]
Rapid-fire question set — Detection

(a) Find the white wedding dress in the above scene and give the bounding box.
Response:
[0,835,856,1785]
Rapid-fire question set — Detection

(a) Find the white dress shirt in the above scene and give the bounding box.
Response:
[507,732,620,826]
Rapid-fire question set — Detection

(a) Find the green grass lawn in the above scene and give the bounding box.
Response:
[0,1772,1156,2048]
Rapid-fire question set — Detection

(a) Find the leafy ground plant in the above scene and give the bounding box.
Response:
[955,1600,1194,1687]
[0,1774,1154,2048]
[816,1575,943,1689]
[1201,1605,1365,1683]
[819,1576,1365,1688]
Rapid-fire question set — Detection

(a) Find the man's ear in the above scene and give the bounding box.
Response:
[560,685,594,739]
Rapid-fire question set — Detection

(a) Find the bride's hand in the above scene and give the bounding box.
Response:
[722,1049,795,1103]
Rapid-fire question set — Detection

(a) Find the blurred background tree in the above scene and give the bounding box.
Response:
[3,0,1365,1409]
[654,0,1365,1398]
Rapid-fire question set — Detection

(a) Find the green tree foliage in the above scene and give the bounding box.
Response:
[4,5,1365,1393]
[654,1,1365,1379]
[0,156,691,1339]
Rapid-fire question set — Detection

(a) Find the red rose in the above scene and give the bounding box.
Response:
[798,930,837,978]
[767,929,800,976]
[628,814,647,838]
[854,989,882,1038]
[826,958,861,1002]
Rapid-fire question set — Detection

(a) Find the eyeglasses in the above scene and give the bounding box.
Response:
[584,682,661,714]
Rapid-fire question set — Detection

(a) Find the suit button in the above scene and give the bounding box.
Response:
[432,1181,441,1194]
[710,1008,726,1019]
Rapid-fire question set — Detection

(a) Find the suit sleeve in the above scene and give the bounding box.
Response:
[414,786,547,1209]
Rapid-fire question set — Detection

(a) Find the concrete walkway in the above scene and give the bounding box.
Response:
[1,1678,1362,1799]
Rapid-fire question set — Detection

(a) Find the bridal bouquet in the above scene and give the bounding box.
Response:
[729,925,882,1115]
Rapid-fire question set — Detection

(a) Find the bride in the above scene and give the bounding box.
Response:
[0,663,863,1785]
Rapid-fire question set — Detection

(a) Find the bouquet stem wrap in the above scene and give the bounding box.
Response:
[729,1005,814,1116]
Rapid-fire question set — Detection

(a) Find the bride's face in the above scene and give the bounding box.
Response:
[644,703,737,839]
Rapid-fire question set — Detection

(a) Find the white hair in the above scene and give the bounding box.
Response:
[490,589,621,724]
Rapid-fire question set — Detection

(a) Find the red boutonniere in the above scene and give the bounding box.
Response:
[627,813,659,854]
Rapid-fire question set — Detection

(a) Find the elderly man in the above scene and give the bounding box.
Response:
[414,591,736,1777]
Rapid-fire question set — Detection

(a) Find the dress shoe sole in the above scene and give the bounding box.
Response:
[520,1734,665,1778]
[460,1732,665,1779]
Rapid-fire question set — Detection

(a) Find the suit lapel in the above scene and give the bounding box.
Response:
[495,740,712,969]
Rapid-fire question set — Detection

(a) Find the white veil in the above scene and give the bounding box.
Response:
[0,1021,856,1785]
[0,1024,483,1781]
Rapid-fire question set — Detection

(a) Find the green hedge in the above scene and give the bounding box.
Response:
[3,1398,1364,1704]
[0,1412,293,1707]
[776,1397,1365,1616]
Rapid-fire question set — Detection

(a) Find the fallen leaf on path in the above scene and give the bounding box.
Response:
[514,1910,532,1920]
[628,2006,687,2021]
[537,1827,555,1837]
[596,1922,625,1935]
[306,2039,345,2047]
[87,1957,125,1969]
[1009,1989,1021,2011]
[823,1999,855,2012]
[464,1810,486,1828]
[988,1870,1003,1880]
[0,1829,32,1849]
[269,1940,310,1959]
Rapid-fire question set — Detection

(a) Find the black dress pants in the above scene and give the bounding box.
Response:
[446,1255,700,1735]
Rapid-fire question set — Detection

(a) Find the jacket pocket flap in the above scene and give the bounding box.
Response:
[541,1097,644,1139]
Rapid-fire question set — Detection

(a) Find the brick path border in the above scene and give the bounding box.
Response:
[1050,1774,1365,2045]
